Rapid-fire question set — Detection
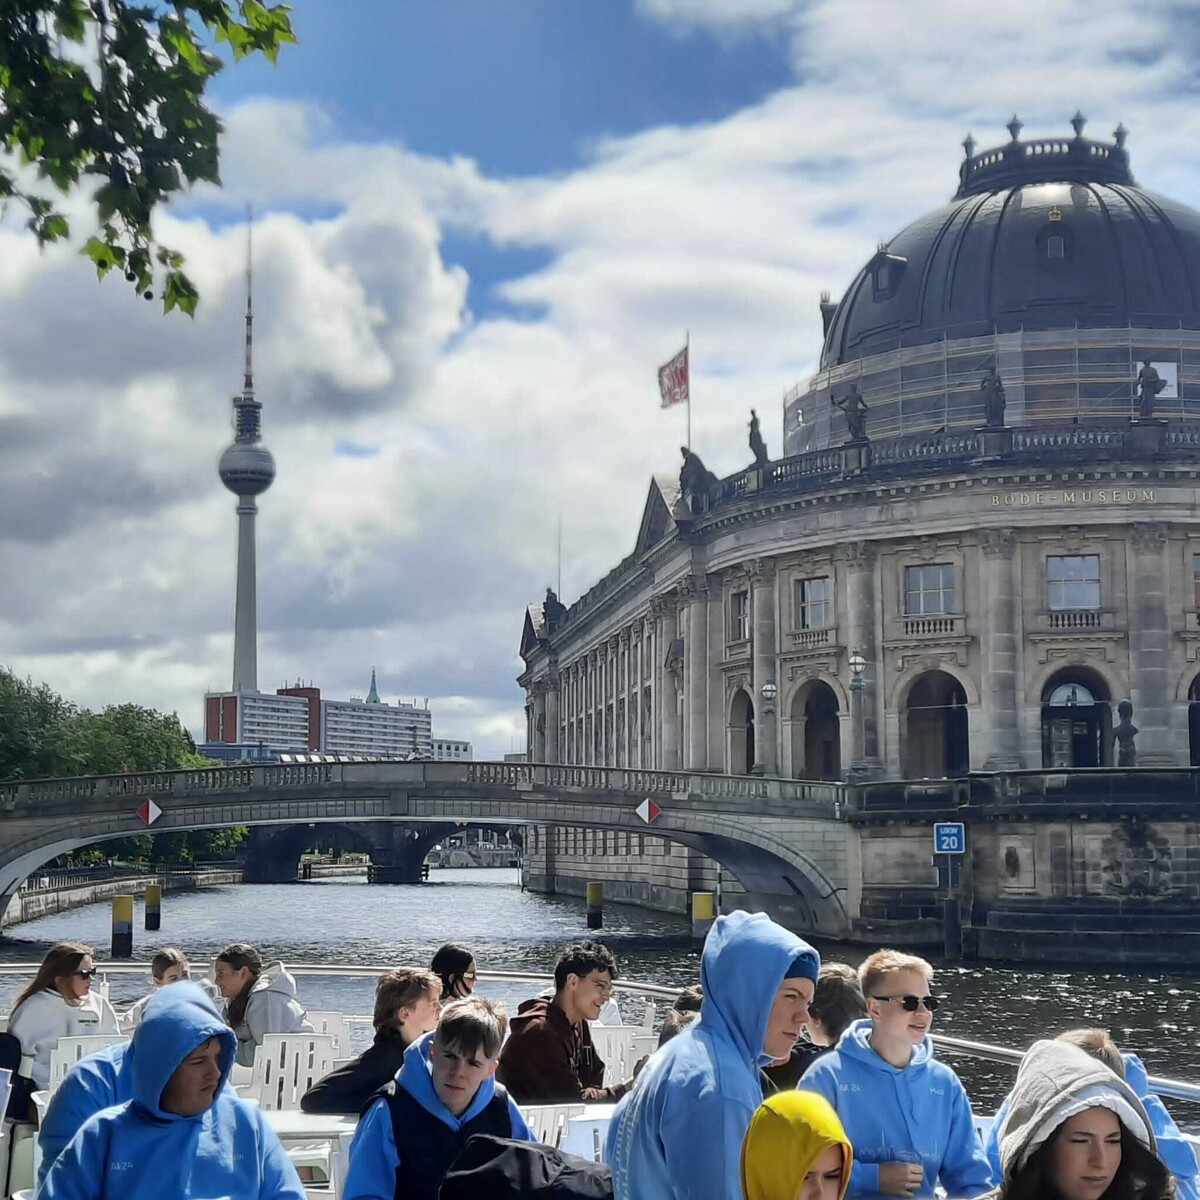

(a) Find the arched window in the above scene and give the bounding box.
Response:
[1046,234,1065,260]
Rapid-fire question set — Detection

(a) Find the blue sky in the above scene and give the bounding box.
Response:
[5,0,1200,757]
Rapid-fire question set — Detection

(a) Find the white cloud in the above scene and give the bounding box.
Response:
[5,0,1200,758]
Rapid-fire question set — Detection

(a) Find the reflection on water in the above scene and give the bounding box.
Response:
[1,869,1197,1116]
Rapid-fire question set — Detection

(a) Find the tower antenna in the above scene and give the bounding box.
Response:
[244,204,254,396]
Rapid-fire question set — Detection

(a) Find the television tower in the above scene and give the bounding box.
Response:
[218,218,275,692]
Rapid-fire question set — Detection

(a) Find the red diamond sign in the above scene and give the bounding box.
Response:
[137,799,162,825]
[635,798,661,824]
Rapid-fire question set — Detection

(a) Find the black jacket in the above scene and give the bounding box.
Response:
[300,1027,409,1114]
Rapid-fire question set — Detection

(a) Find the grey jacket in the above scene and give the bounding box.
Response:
[226,961,314,1067]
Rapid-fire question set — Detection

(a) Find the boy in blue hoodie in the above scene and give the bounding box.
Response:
[40,982,305,1200]
[604,910,820,1200]
[343,995,535,1200]
[799,950,991,1200]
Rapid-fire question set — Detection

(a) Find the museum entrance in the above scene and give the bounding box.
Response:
[1040,672,1111,767]
[790,681,841,780]
[903,670,969,777]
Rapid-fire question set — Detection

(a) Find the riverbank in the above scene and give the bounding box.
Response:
[2,868,243,929]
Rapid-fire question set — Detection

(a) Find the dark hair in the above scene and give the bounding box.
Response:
[673,984,703,1013]
[436,996,508,1061]
[151,948,189,981]
[809,963,867,1041]
[373,968,440,1033]
[430,943,475,1001]
[658,1009,697,1048]
[1002,1123,1174,1200]
[12,941,92,1013]
[553,940,618,992]
[216,942,263,1028]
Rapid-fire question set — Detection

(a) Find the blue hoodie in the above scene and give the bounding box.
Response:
[604,910,819,1200]
[983,1052,1200,1200]
[343,1029,536,1200]
[41,982,305,1200]
[799,1019,992,1200]
[37,1041,134,1190]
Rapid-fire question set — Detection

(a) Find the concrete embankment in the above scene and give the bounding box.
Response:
[3,869,242,929]
[303,863,368,879]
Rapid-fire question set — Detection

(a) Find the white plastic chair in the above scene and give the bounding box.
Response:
[305,1012,350,1054]
[589,1025,644,1088]
[640,1001,656,1031]
[287,1141,332,1185]
[48,1034,128,1094]
[246,1033,338,1111]
[559,1104,617,1162]
[333,1129,355,1200]
[520,1103,587,1148]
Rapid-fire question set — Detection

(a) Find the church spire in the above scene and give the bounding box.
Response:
[366,668,380,704]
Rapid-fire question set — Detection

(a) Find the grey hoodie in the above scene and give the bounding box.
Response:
[996,1040,1154,1183]
[227,961,314,1067]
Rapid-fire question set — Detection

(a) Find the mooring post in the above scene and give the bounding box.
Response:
[586,881,603,929]
[691,891,715,942]
[144,883,162,931]
[111,894,134,958]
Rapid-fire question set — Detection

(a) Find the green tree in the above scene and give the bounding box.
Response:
[0,0,295,314]
[0,666,78,779]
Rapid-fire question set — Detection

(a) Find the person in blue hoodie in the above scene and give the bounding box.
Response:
[799,950,992,1200]
[37,1040,134,1189]
[982,1029,1200,1200]
[604,909,820,1200]
[343,995,535,1200]
[40,981,305,1200]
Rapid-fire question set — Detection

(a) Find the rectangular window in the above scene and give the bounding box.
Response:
[1047,555,1101,610]
[730,590,750,641]
[794,576,831,629]
[1193,554,1200,608]
[903,563,956,615]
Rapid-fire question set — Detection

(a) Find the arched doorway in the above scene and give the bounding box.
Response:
[1190,676,1200,766]
[903,670,969,777]
[789,683,840,780]
[729,688,755,775]
[1040,671,1111,767]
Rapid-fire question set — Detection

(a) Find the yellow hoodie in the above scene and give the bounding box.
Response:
[741,1090,854,1200]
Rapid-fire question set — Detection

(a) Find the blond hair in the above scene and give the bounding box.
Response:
[858,950,933,1001]
[1057,1028,1125,1079]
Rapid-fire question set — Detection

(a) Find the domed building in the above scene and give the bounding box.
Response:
[517,118,1200,962]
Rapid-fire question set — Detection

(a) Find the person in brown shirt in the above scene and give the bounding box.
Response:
[496,940,630,1104]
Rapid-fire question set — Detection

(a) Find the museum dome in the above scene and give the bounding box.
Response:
[820,116,1200,369]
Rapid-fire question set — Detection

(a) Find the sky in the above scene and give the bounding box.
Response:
[4,0,1200,759]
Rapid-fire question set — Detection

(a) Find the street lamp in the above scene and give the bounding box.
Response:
[760,679,778,715]
[848,649,867,779]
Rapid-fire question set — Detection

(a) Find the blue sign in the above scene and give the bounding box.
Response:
[934,822,966,855]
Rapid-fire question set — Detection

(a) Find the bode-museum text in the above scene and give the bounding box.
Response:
[991,488,1156,507]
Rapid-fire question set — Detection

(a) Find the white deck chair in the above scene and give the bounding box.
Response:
[589,1025,642,1088]
[520,1103,587,1149]
[333,1129,355,1200]
[304,1012,350,1054]
[559,1105,617,1163]
[640,1001,656,1031]
[246,1033,338,1111]
[48,1034,128,1094]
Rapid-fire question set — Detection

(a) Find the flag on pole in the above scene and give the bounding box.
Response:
[658,344,689,409]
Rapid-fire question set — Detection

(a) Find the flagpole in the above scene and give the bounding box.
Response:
[685,329,691,450]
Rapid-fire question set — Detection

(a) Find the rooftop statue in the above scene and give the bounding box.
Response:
[980,366,1007,429]
[542,587,567,632]
[1136,358,1167,420]
[680,446,718,512]
[832,384,869,443]
[748,409,770,468]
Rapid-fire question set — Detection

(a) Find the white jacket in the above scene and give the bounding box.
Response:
[225,961,313,1067]
[9,988,120,1088]
[119,977,221,1034]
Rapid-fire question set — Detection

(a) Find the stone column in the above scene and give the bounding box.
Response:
[843,541,881,769]
[631,625,642,768]
[1128,522,1176,764]
[545,669,560,764]
[980,529,1022,769]
[531,682,547,762]
[680,575,710,770]
[657,596,681,770]
[585,651,596,766]
[748,559,779,775]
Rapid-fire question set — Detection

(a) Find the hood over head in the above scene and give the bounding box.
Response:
[741,1090,853,1200]
[998,1040,1153,1179]
[698,910,819,1068]
[130,981,235,1120]
[255,960,299,998]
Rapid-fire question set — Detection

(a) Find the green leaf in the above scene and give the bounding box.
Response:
[163,269,199,317]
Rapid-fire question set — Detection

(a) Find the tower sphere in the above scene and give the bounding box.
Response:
[219,441,276,496]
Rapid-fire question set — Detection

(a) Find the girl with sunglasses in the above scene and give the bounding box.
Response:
[798,950,992,1200]
[9,940,120,1089]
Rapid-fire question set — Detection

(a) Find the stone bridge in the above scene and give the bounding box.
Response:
[0,761,853,937]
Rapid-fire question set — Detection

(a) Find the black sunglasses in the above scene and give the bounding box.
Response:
[74,968,100,980]
[873,994,938,1012]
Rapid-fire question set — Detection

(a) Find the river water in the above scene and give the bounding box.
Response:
[1,869,1197,1118]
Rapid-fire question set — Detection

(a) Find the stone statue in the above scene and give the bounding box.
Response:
[832,383,869,442]
[1113,699,1138,767]
[748,408,769,468]
[980,366,1007,429]
[679,446,718,511]
[1136,358,1167,420]
[542,586,566,632]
